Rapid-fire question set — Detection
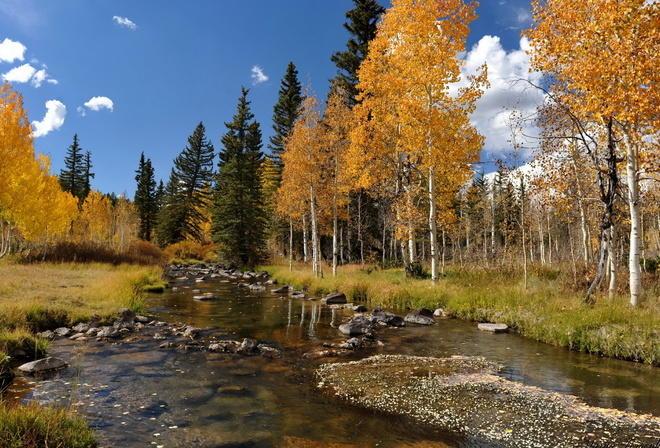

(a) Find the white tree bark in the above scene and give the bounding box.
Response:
[309,187,320,276]
[302,214,308,264]
[608,225,617,300]
[289,218,293,272]
[625,134,642,306]
[428,167,438,281]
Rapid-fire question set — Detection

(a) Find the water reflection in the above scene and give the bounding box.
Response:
[10,276,659,447]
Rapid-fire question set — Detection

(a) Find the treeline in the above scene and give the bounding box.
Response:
[0,0,657,307]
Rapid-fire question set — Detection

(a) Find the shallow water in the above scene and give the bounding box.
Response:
[8,276,659,447]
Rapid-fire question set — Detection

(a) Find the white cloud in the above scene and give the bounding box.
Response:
[83,96,114,112]
[0,38,26,63]
[2,63,36,82]
[47,78,58,85]
[453,35,544,158]
[251,65,268,85]
[31,100,66,138]
[112,15,137,30]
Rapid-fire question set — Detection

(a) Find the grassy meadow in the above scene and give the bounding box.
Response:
[264,263,660,365]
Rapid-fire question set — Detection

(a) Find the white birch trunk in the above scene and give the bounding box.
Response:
[428,167,438,281]
[625,134,642,306]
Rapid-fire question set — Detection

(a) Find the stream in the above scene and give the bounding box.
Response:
[7,274,659,447]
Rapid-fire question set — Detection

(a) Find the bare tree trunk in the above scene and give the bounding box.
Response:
[520,179,527,291]
[428,168,438,281]
[538,218,546,264]
[382,217,387,266]
[490,184,496,259]
[357,191,364,265]
[608,225,617,300]
[339,224,344,265]
[347,202,352,263]
[568,224,578,286]
[310,187,320,277]
[289,218,293,272]
[332,200,338,277]
[547,212,553,264]
[302,214,309,264]
[624,133,642,306]
[441,229,446,275]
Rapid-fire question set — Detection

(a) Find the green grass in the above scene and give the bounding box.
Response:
[0,403,97,448]
[263,263,660,365]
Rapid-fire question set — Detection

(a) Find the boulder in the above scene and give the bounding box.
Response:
[18,357,67,374]
[135,315,150,323]
[323,292,347,304]
[477,323,509,333]
[404,309,435,325]
[85,327,99,336]
[54,327,71,337]
[338,316,373,336]
[72,323,90,333]
[238,338,259,354]
[290,291,305,299]
[433,308,448,318]
[208,340,240,353]
[272,285,290,294]
[69,332,85,340]
[371,310,405,327]
[258,345,281,358]
[353,305,368,313]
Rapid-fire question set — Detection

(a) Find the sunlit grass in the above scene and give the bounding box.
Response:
[264,263,659,364]
[0,403,97,448]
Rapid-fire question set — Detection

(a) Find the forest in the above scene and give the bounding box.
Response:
[0,0,658,447]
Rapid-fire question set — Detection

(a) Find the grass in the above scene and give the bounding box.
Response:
[0,260,163,447]
[0,403,97,448]
[263,263,660,365]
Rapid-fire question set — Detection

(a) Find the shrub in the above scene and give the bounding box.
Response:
[22,241,164,265]
[163,241,217,263]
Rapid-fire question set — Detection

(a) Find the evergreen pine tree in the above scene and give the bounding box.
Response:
[59,134,87,202]
[156,123,215,245]
[82,151,94,200]
[268,62,303,171]
[134,152,158,241]
[155,180,165,212]
[212,88,266,268]
[331,0,385,104]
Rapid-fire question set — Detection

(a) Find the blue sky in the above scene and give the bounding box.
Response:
[0,0,539,195]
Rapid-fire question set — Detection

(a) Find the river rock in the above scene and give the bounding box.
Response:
[371,310,405,327]
[258,345,281,358]
[248,284,266,292]
[135,315,150,323]
[69,332,85,340]
[433,308,448,318]
[85,327,99,336]
[338,316,373,336]
[193,293,218,301]
[37,330,54,340]
[18,357,67,374]
[290,291,305,299]
[404,309,435,325]
[238,338,258,354]
[182,326,200,339]
[208,340,240,353]
[272,285,290,294]
[97,326,118,338]
[478,323,509,333]
[323,292,347,304]
[72,323,90,333]
[54,327,71,337]
[353,305,368,313]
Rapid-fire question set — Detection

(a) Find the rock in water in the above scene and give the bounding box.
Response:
[433,308,448,318]
[18,357,68,374]
[404,309,435,325]
[238,338,258,354]
[323,292,347,304]
[353,305,368,313]
[54,327,71,337]
[272,285,290,294]
[193,293,218,301]
[72,323,90,333]
[371,310,405,327]
[478,323,508,333]
[338,316,373,336]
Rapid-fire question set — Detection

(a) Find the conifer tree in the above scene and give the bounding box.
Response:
[59,134,87,202]
[269,62,303,171]
[82,151,94,201]
[156,123,215,245]
[331,0,385,104]
[212,88,266,268]
[134,152,158,241]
